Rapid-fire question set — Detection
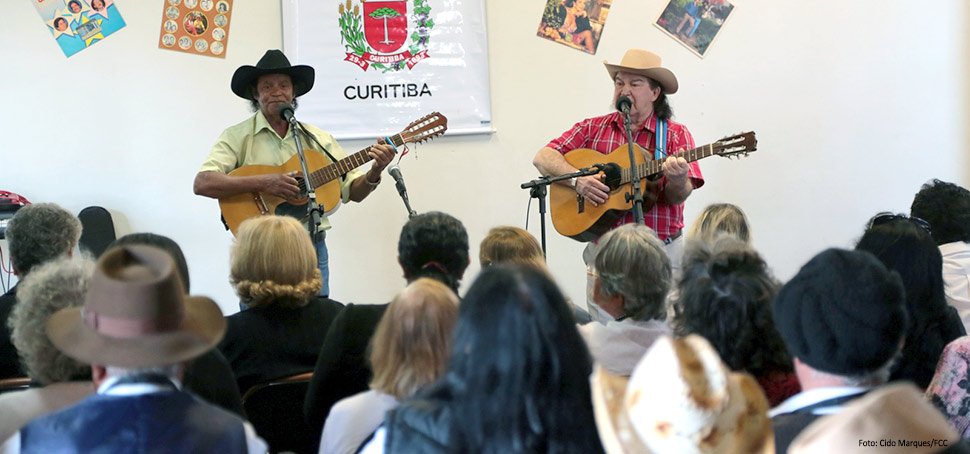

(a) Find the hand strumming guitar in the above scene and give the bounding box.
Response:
[575,174,610,207]
[259,172,301,200]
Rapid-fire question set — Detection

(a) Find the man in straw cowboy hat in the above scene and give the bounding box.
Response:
[194,49,395,297]
[0,245,267,452]
[533,48,703,322]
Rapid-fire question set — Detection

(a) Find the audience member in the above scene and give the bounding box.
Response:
[770,248,908,453]
[926,336,970,438]
[856,213,965,389]
[591,335,773,453]
[672,236,799,406]
[911,179,970,332]
[304,211,469,436]
[790,383,968,454]
[580,224,671,375]
[217,215,344,395]
[0,203,81,379]
[479,225,592,323]
[365,265,603,453]
[686,202,752,245]
[109,232,244,416]
[319,279,458,454]
[0,245,265,452]
[0,258,93,440]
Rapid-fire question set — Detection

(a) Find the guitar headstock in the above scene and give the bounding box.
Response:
[399,112,448,145]
[713,131,757,159]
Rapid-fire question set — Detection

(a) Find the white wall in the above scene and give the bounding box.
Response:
[1,1,967,314]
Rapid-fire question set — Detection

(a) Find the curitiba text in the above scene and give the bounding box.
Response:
[344,83,433,100]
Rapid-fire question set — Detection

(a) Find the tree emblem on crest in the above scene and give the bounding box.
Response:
[338,0,434,72]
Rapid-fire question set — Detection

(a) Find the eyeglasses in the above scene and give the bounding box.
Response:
[867,212,932,234]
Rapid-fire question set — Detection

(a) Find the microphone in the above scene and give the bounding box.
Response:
[278,103,296,123]
[615,96,632,113]
[388,165,417,218]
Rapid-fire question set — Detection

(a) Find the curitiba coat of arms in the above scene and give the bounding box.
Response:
[338,0,433,72]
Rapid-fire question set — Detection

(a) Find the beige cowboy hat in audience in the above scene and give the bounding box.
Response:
[604,49,679,94]
[590,335,773,454]
[45,245,226,368]
[789,383,962,454]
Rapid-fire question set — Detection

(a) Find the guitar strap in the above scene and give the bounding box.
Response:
[296,121,348,181]
[654,119,668,161]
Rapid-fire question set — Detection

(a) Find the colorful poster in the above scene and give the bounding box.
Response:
[157,0,233,58]
[655,0,735,57]
[281,0,492,139]
[537,0,612,55]
[33,0,127,58]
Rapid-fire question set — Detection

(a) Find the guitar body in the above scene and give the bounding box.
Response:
[550,145,654,242]
[219,150,342,235]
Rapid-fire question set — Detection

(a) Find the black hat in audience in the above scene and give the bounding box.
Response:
[773,248,907,376]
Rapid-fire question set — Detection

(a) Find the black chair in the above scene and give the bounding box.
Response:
[242,372,317,454]
[0,377,31,395]
[77,206,116,258]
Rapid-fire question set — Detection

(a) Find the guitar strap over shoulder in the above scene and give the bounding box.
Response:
[654,119,668,161]
[296,121,348,181]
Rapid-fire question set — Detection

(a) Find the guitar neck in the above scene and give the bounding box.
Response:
[306,134,405,188]
[621,143,717,184]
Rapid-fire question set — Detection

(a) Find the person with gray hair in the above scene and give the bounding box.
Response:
[0,203,82,379]
[0,257,94,440]
[578,224,672,375]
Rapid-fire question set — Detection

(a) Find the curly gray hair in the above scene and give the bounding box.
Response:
[9,257,93,384]
[594,224,671,321]
[6,203,81,276]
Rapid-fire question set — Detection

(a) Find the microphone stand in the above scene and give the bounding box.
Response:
[286,115,323,243]
[520,166,604,257]
[621,108,646,226]
[398,186,418,219]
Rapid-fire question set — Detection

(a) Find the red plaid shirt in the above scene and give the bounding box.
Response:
[546,112,704,240]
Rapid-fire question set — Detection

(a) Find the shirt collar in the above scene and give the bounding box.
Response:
[254,109,289,139]
[97,374,182,396]
[769,386,868,416]
[609,111,658,134]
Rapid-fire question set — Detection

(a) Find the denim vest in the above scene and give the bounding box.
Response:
[20,390,249,453]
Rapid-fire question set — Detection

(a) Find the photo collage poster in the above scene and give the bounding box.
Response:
[157,0,233,58]
[536,0,613,55]
[655,0,735,57]
[33,0,127,58]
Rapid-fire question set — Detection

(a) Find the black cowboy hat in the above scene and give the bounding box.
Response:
[230,49,315,100]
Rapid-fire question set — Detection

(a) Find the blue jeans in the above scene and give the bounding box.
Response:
[314,231,329,297]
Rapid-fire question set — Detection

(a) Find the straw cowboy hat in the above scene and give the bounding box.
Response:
[45,245,226,368]
[230,49,315,100]
[590,335,773,454]
[604,49,679,94]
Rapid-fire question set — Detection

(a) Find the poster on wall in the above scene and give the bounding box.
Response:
[281,0,492,139]
[655,0,735,57]
[536,0,612,55]
[157,0,233,58]
[33,0,127,57]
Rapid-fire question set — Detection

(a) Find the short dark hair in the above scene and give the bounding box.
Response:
[911,179,970,245]
[398,212,469,292]
[673,237,792,376]
[435,265,601,451]
[109,233,190,292]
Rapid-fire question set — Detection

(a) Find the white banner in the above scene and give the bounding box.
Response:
[282,0,492,140]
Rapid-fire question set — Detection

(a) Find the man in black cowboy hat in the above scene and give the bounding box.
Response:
[194,49,395,297]
[532,48,703,323]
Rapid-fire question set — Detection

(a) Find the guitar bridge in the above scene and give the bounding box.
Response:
[576,193,585,214]
[252,193,269,215]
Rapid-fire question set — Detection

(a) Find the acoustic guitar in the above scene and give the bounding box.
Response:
[549,132,757,242]
[218,112,447,235]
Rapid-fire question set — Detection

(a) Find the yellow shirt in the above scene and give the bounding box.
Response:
[200,111,363,229]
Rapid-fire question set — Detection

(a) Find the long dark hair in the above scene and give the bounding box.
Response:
[647,78,673,121]
[672,237,793,376]
[856,216,965,387]
[441,265,602,453]
[398,212,469,293]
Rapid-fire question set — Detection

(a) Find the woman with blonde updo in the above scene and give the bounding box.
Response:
[686,203,752,245]
[217,215,344,394]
